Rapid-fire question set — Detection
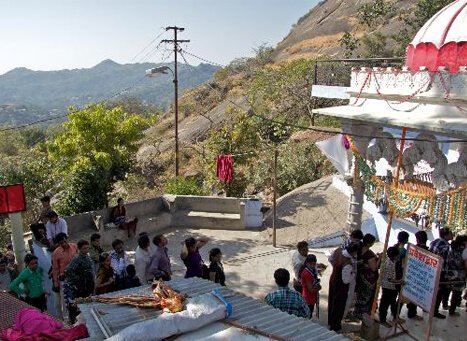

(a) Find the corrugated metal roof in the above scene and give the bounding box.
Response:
[79,278,347,340]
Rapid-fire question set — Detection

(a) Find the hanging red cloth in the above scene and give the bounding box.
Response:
[216,154,234,183]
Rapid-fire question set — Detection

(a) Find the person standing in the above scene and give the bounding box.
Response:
[63,240,94,324]
[379,247,402,328]
[354,234,380,319]
[301,254,321,318]
[45,211,68,248]
[95,252,115,295]
[149,234,172,281]
[180,237,208,279]
[89,233,104,270]
[110,239,130,289]
[328,243,359,332]
[208,248,225,286]
[393,231,409,319]
[429,227,454,319]
[445,234,467,315]
[135,233,153,284]
[0,257,13,291]
[51,233,78,320]
[407,230,428,320]
[10,254,47,311]
[292,241,308,292]
[265,268,310,318]
[37,195,52,224]
[328,230,363,266]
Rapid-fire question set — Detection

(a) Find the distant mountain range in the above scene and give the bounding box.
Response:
[0,60,219,126]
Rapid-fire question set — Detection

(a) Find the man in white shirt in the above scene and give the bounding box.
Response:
[291,241,308,292]
[110,239,130,289]
[46,211,68,247]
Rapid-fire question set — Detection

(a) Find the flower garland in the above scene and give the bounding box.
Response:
[347,137,466,231]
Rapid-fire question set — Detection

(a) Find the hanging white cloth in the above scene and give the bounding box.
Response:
[316,134,350,176]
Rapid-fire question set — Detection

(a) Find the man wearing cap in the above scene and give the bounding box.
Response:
[45,211,68,247]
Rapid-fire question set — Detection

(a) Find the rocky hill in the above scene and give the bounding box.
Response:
[273,0,416,61]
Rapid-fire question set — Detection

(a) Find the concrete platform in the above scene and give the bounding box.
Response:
[119,228,467,341]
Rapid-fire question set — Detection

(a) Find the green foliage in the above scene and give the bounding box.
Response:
[356,0,455,57]
[246,140,333,196]
[358,0,396,28]
[339,32,359,59]
[200,108,260,196]
[54,161,111,215]
[0,134,54,223]
[360,32,392,58]
[165,176,207,196]
[403,0,454,31]
[48,103,148,213]
[248,58,317,127]
[0,221,11,249]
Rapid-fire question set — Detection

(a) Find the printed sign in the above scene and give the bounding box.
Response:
[401,244,442,312]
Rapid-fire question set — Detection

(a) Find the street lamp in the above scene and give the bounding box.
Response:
[146,66,180,177]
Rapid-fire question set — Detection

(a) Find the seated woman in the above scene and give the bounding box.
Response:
[95,252,115,295]
[111,198,138,238]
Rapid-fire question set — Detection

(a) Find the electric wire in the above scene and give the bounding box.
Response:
[130,28,167,63]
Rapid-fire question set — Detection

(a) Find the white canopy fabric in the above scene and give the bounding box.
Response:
[411,0,467,48]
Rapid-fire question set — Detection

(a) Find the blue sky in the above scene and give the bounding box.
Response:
[0,0,319,75]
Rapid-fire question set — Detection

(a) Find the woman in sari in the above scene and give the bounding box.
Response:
[95,253,115,295]
[354,233,380,319]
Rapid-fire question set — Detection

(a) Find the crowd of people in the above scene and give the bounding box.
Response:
[1,196,226,325]
[1,194,466,334]
[263,228,467,333]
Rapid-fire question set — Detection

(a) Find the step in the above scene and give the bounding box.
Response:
[186,211,240,220]
[174,210,244,230]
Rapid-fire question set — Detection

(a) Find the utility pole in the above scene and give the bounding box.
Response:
[162,26,190,177]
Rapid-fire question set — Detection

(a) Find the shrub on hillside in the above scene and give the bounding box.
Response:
[165,176,208,196]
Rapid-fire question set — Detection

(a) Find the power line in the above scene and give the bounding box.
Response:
[181,49,225,67]
[130,28,167,63]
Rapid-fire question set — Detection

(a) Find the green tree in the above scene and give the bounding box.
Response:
[339,32,359,59]
[200,108,260,197]
[248,58,318,127]
[361,32,392,58]
[48,103,148,213]
[358,0,396,29]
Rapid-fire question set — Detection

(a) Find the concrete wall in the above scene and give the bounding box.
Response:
[169,195,246,214]
[65,197,166,235]
[63,195,262,245]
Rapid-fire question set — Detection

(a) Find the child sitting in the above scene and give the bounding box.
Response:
[379,246,403,327]
[122,264,141,289]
